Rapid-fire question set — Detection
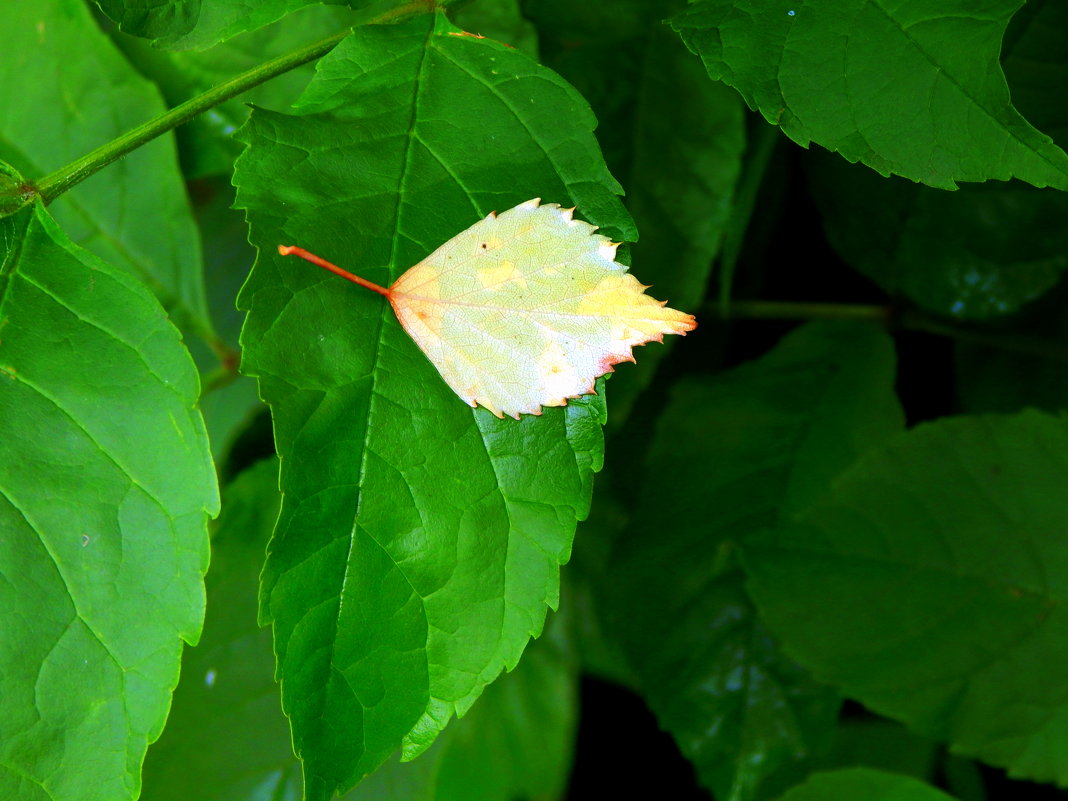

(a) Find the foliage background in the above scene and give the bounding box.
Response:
[2,1,1068,801]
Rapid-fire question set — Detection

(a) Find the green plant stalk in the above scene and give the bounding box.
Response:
[712,300,1068,362]
[34,30,351,203]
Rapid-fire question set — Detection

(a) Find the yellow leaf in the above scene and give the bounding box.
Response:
[279,198,696,418]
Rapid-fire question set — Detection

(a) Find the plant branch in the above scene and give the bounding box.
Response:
[34,31,349,203]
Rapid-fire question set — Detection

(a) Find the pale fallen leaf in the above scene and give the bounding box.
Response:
[279,198,696,418]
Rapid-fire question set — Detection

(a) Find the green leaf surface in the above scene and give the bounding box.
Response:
[670,0,1068,190]
[744,410,1068,784]
[808,152,1068,319]
[0,202,218,801]
[0,0,211,337]
[94,0,200,40]
[773,768,958,801]
[234,12,624,799]
[144,457,577,801]
[608,321,904,800]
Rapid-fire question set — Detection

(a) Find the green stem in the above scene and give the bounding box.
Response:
[35,30,349,203]
[706,300,1068,362]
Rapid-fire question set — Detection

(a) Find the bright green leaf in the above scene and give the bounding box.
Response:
[745,410,1068,784]
[670,0,1068,190]
[234,11,624,799]
[94,0,200,40]
[773,768,959,801]
[0,0,211,338]
[0,202,218,801]
[144,456,577,801]
[608,322,903,800]
[808,152,1068,319]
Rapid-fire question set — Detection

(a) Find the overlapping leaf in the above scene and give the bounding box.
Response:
[234,11,628,799]
[745,410,1068,784]
[0,202,218,801]
[607,322,903,800]
[670,0,1068,189]
[0,0,210,337]
[808,151,1068,319]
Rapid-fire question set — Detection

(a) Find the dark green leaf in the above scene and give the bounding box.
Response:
[772,768,959,801]
[0,202,218,801]
[745,410,1068,784]
[808,152,1068,319]
[234,12,624,799]
[609,322,903,800]
[0,0,211,337]
[670,0,1068,190]
[96,0,374,50]
[451,0,539,58]
[1002,0,1068,151]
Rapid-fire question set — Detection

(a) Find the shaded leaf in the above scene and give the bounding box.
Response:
[0,202,218,801]
[745,410,1068,784]
[773,768,958,801]
[451,0,538,57]
[670,0,1068,189]
[97,0,373,50]
[1002,0,1068,151]
[234,11,624,799]
[0,0,211,337]
[808,152,1068,319]
[111,5,359,178]
[608,322,903,800]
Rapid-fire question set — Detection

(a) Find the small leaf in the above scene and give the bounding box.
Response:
[280,199,695,419]
[0,202,218,801]
[670,0,1068,190]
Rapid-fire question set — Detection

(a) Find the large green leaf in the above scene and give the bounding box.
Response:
[0,202,218,801]
[808,152,1068,319]
[773,768,958,801]
[607,322,902,800]
[143,457,577,801]
[234,11,625,799]
[745,410,1068,784]
[670,0,1068,190]
[0,0,211,337]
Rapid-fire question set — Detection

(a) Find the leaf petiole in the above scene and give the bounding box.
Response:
[277,245,390,296]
